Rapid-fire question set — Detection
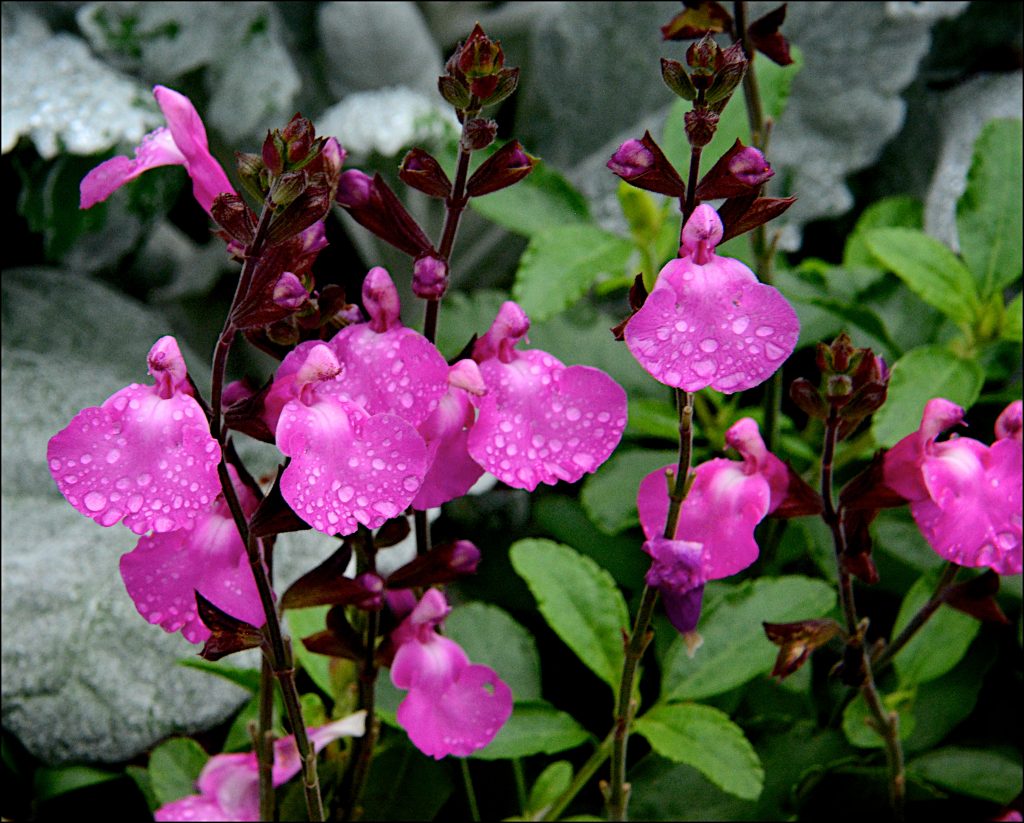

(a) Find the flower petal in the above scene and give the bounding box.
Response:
[277,395,427,535]
[80,127,185,209]
[272,711,367,786]
[469,352,627,491]
[47,384,221,534]
[155,793,241,822]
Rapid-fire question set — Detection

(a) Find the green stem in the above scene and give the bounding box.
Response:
[461,759,481,822]
[512,758,528,816]
[607,390,695,821]
[542,732,615,821]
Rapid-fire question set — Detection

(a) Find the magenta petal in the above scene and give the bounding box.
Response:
[661,584,705,634]
[637,460,769,580]
[624,256,798,393]
[396,663,513,759]
[153,85,235,215]
[277,396,427,535]
[155,794,241,822]
[414,428,484,509]
[195,753,261,822]
[913,438,1023,574]
[80,127,185,209]
[272,713,367,786]
[47,384,221,534]
[469,352,627,491]
[329,325,449,426]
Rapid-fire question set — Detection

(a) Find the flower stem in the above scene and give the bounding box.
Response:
[512,758,528,816]
[607,389,695,821]
[821,407,904,818]
[209,200,324,821]
[872,562,960,674]
[542,731,615,821]
[257,656,275,821]
[461,759,481,822]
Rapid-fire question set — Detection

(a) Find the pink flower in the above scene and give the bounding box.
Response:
[47,336,221,535]
[390,589,512,759]
[468,302,628,491]
[80,86,234,215]
[154,712,367,822]
[275,343,429,535]
[327,268,449,427]
[119,466,264,644]
[884,399,1022,575]
[638,418,790,631]
[413,360,487,509]
[625,204,798,393]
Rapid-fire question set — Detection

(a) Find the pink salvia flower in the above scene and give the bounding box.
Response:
[154,712,366,822]
[884,398,1022,574]
[47,336,221,535]
[119,466,264,643]
[469,302,628,491]
[275,343,428,535]
[625,204,798,393]
[390,589,512,759]
[80,86,235,215]
[328,267,449,427]
[413,359,487,509]
[638,418,787,631]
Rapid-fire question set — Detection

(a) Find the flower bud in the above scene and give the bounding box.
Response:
[211,193,258,247]
[272,272,308,310]
[281,114,315,165]
[236,151,268,201]
[399,148,452,198]
[480,67,520,107]
[262,130,285,177]
[269,170,307,208]
[684,108,720,148]
[465,140,535,197]
[763,618,843,679]
[660,57,697,101]
[384,540,482,589]
[456,23,504,79]
[412,255,449,300]
[705,42,748,106]
[463,118,498,151]
[790,377,828,420]
[686,34,722,82]
[336,170,372,208]
[265,184,331,246]
[695,139,773,200]
[336,171,434,258]
[438,74,472,109]
[607,132,687,198]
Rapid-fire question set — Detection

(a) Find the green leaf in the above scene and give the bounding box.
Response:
[33,765,122,802]
[147,737,208,805]
[283,606,334,698]
[177,658,261,692]
[469,701,591,760]
[126,764,158,811]
[527,760,573,816]
[1003,292,1022,342]
[627,397,681,441]
[635,703,763,800]
[908,747,1023,803]
[843,196,923,269]
[803,295,901,358]
[891,572,981,687]
[956,118,1023,295]
[863,228,980,324]
[361,737,453,820]
[469,157,590,236]
[842,689,916,749]
[446,602,542,701]
[512,224,634,321]
[509,539,629,692]
[869,345,984,447]
[580,448,678,534]
[661,577,836,702]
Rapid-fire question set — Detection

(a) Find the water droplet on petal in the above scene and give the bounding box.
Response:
[403,476,420,492]
[566,408,581,421]
[731,317,749,334]
[700,338,719,353]
[693,359,715,377]
[755,326,774,337]
[765,342,785,360]
[339,486,355,502]
[84,491,106,512]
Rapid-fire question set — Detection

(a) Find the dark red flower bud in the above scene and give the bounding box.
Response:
[211,193,258,247]
[763,618,843,678]
[790,377,828,420]
[480,67,520,107]
[684,108,720,148]
[608,131,687,198]
[399,148,452,198]
[705,42,748,107]
[196,591,265,661]
[686,33,723,78]
[463,118,498,151]
[718,195,796,243]
[465,140,535,197]
[748,3,794,66]
[281,114,315,164]
[610,274,649,341]
[695,139,773,200]
[661,58,698,101]
[336,171,434,258]
[412,255,449,300]
[265,184,331,246]
[385,540,482,589]
[457,23,504,79]
[262,130,285,177]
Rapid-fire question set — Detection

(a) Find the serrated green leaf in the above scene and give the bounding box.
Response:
[446,602,542,701]
[469,701,590,760]
[869,345,984,448]
[842,689,916,749]
[32,765,122,802]
[892,572,981,687]
[635,703,764,800]
[580,448,678,534]
[512,225,634,321]
[510,539,629,691]
[1003,292,1022,342]
[908,747,1023,803]
[844,196,923,269]
[956,118,1023,296]
[661,577,836,702]
[469,157,590,236]
[527,760,573,816]
[863,228,979,325]
[148,737,208,805]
